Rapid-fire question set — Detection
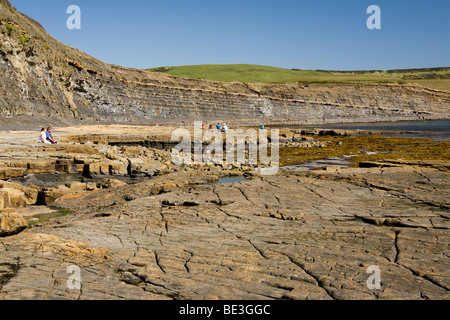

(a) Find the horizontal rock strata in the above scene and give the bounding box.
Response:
[0,3,449,126]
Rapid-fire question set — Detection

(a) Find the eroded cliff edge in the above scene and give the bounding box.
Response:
[1,1,449,127]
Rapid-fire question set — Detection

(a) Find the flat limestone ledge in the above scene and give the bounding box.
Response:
[0,124,356,181]
[0,166,448,300]
[0,126,177,179]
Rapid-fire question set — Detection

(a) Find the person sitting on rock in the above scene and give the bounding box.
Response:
[39,128,51,144]
[46,127,58,144]
[222,124,228,132]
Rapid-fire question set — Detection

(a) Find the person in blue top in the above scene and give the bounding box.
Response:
[216,123,221,130]
[46,127,58,144]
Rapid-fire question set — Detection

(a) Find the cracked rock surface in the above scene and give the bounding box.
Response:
[0,165,449,300]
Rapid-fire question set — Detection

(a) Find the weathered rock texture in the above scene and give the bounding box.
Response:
[0,1,449,127]
[0,1,449,301]
[1,164,448,300]
[0,211,27,237]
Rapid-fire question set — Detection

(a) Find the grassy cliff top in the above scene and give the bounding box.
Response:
[148,64,450,92]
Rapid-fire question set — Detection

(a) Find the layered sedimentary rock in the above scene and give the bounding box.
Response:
[0,165,448,300]
[0,1,449,126]
[0,123,448,300]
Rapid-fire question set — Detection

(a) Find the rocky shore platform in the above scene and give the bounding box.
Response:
[0,125,448,300]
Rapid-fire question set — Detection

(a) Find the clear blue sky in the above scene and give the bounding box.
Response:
[9,0,450,70]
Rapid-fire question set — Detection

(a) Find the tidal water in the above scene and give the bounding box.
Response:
[302,120,450,140]
[216,177,248,184]
[279,120,450,172]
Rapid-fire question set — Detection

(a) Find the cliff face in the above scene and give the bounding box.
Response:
[1,2,449,126]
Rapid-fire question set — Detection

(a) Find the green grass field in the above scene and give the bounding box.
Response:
[147,64,450,92]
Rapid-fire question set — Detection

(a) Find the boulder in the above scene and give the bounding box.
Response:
[0,188,28,210]
[0,212,28,237]
[149,180,184,195]
[42,185,74,205]
[99,178,127,189]
[68,181,88,191]
[0,181,40,205]
[128,158,165,176]
[0,167,28,180]
[86,161,128,176]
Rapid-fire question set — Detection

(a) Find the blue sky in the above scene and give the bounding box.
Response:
[9,0,450,70]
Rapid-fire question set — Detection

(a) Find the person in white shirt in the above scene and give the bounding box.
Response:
[39,128,51,144]
[222,124,228,132]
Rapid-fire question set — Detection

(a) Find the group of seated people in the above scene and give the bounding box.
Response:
[206,123,228,132]
[39,127,58,144]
